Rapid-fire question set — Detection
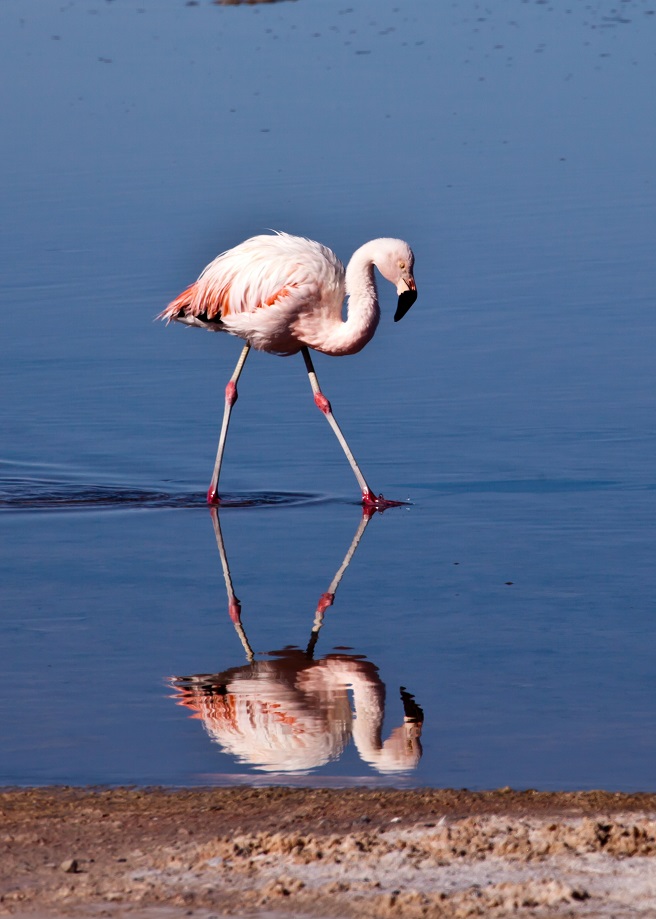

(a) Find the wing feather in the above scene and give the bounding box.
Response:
[160,232,345,326]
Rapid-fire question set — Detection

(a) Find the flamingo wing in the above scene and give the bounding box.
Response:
[159,232,345,327]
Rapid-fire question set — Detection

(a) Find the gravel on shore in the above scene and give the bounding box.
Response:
[2,786,656,918]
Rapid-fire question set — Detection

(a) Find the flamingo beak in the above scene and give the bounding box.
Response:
[394,276,417,322]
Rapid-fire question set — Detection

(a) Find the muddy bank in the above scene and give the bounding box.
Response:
[2,787,656,917]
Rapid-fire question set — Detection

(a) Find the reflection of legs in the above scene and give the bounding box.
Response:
[210,507,254,661]
[306,508,374,657]
[301,347,377,505]
[207,344,251,505]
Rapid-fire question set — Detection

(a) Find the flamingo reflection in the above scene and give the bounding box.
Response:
[170,510,424,775]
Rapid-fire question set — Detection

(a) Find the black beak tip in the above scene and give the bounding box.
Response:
[394,288,417,322]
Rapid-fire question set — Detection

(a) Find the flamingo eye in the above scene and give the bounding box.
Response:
[399,260,406,269]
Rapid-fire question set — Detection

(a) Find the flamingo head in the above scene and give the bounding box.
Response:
[372,239,417,321]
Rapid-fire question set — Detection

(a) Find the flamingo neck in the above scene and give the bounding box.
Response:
[320,243,381,356]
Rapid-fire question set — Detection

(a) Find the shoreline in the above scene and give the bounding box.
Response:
[2,786,656,917]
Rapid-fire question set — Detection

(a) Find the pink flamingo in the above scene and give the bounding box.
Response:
[159,232,417,507]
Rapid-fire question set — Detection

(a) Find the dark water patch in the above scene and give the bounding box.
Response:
[213,0,297,6]
[0,478,319,512]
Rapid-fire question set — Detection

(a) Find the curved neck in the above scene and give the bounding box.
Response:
[345,241,379,310]
[318,243,381,356]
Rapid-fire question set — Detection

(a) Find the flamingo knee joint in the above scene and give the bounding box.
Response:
[225,381,238,406]
[314,392,331,415]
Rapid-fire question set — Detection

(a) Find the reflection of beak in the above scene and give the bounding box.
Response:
[394,276,417,322]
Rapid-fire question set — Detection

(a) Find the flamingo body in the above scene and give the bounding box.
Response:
[160,231,415,356]
[160,231,417,505]
[161,233,344,355]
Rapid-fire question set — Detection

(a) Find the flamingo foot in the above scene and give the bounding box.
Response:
[207,485,221,506]
[361,490,407,510]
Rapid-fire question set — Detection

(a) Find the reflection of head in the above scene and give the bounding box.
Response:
[171,650,423,775]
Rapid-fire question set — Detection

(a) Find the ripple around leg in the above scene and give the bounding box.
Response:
[0,477,325,512]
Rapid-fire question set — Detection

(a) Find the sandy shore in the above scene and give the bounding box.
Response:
[1,787,656,918]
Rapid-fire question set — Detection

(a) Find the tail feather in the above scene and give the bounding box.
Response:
[158,284,199,323]
[158,281,229,327]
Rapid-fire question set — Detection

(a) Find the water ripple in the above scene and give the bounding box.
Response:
[0,477,320,512]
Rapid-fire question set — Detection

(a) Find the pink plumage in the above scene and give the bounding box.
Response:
[160,231,417,506]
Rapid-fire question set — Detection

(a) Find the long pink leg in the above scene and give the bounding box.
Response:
[301,346,381,506]
[209,507,254,661]
[307,507,374,655]
[207,344,251,505]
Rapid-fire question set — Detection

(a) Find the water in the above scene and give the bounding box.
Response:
[1,0,655,790]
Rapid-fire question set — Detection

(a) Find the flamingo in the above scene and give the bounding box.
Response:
[159,231,417,506]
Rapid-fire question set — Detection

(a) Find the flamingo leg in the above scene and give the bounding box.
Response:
[207,343,251,505]
[306,507,374,657]
[209,507,254,661]
[301,346,380,505]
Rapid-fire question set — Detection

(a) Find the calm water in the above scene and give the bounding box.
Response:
[1,0,655,789]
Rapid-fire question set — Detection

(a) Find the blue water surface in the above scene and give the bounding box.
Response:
[0,0,655,789]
